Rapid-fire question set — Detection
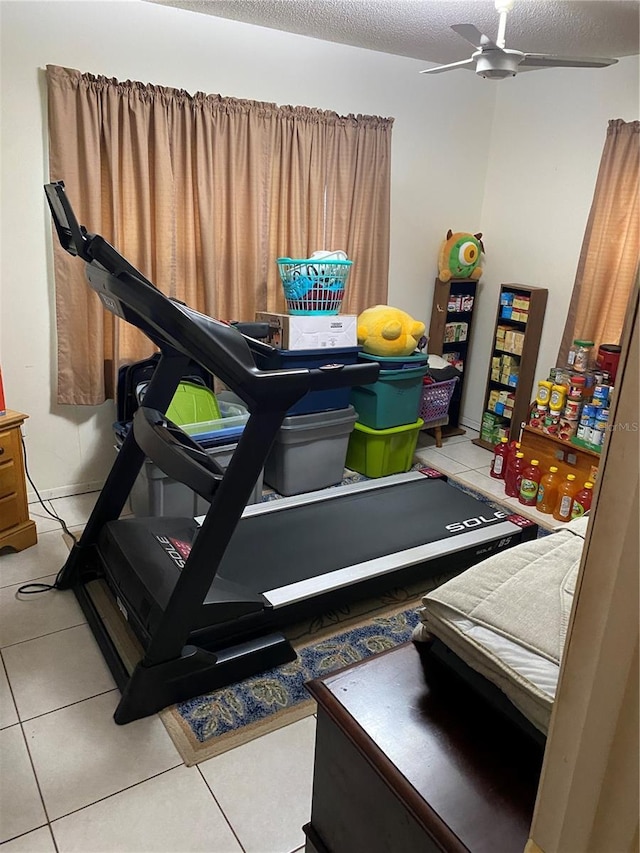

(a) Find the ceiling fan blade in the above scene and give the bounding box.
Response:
[520,53,619,69]
[420,58,475,75]
[451,24,499,51]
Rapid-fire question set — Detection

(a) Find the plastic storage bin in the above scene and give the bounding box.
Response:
[251,346,361,415]
[264,406,358,496]
[350,364,428,430]
[180,399,250,445]
[345,418,423,478]
[129,443,264,517]
[358,351,429,371]
[113,399,250,448]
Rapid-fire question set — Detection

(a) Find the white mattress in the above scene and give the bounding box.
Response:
[413,516,588,733]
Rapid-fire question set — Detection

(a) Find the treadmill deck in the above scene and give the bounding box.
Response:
[97,474,533,646]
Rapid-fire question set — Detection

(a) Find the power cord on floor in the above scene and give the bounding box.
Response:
[16,435,77,595]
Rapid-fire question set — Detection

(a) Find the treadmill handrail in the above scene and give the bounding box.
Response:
[133,407,224,502]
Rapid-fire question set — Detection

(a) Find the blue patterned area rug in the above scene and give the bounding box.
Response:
[160,468,546,766]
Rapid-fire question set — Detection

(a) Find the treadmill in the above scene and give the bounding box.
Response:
[45,182,538,724]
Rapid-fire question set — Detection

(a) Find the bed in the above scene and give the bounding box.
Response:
[412,516,588,736]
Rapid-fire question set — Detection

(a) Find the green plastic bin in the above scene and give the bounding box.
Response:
[345,418,423,478]
[350,365,428,429]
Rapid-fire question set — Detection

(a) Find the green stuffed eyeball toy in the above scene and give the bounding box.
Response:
[438,229,485,282]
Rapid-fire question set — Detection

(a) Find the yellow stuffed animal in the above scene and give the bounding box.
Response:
[357,305,426,357]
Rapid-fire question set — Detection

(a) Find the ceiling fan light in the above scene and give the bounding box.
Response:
[474,49,523,79]
[477,67,516,79]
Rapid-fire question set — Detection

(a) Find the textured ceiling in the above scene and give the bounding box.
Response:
[146,0,640,66]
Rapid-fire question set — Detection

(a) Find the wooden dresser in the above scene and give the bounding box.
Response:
[304,642,543,853]
[0,410,37,552]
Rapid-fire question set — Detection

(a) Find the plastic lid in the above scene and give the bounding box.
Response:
[500,437,509,443]
[573,340,595,347]
[567,473,576,480]
[584,481,594,489]
[549,466,558,472]
[571,376,586,384]
[516,451,524,458]
[531,459,539,466]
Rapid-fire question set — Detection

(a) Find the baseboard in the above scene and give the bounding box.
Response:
[460,415,481,432]
[27,480,104,504]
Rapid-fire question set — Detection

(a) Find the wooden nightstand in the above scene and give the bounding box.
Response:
[0,410,38,552]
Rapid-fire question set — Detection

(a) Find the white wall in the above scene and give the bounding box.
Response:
[463,56,639,429]
[0,0,494,497]
[0,0,637,495]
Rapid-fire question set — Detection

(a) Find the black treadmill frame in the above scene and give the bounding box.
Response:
[45,181,381,723]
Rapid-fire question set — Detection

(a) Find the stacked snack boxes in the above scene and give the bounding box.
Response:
[487,388,516,419]
[447,294,475,313]
[443,321,468,344]
[491,354,519,387]
[500,291,531,323]
[495,324,525,356]
[481,410,510,445]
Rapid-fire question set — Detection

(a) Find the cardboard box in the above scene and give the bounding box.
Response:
[255,312,358,350]
[444,321,468,343]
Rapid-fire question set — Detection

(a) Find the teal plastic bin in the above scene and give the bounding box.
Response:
[350,365,428,430]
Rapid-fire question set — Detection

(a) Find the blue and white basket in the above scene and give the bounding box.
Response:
[277,257,353,315]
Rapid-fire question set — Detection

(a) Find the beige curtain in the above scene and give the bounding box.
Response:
[47,65,393,405]
[324,114,393,314]
[558,119,640,365]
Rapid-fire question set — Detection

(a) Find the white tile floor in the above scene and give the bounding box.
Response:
[0,428,561,852]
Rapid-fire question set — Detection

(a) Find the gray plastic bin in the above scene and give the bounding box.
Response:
[264,406,358,497]
[129,443,264,517]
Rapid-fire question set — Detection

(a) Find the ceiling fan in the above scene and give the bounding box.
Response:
[421,0,618,80]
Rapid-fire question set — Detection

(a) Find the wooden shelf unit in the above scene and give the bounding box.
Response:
[519,425,600,484]
[427,278,479,434]
[473,283,548,451]
[0,410,37,552]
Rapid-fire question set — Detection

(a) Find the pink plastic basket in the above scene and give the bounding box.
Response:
[418,378,458,423]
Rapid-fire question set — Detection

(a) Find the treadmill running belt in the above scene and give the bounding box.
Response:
[98,475,523,646]
[217,478,507,590]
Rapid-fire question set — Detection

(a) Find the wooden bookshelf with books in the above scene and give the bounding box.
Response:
[473,284,548,451]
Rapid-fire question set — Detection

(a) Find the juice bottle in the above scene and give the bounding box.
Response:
[553,474,579,522]
[571,481,594,518]
[505,452,526,498]
[503,440,521,488]
[536,466,561,514]
[519,459,542,506]
[490,437,509,480]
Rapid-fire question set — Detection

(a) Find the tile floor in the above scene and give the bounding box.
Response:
[0,427,560,852]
